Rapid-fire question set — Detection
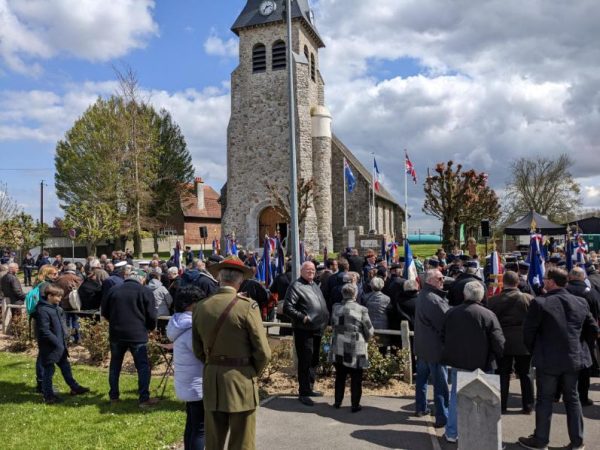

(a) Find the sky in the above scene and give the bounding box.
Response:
[1,0,599,235]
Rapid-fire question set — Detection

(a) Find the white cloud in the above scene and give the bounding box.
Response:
[0,0,158,74]
[203,30,238,58]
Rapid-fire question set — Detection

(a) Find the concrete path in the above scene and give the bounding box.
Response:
[257,378,600,449]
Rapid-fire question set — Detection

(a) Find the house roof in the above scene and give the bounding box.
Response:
[332,134,402,208]
[232,0,324,48]
[181,184,222,219]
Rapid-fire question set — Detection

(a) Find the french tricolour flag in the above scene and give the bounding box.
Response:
[374,158,381,192]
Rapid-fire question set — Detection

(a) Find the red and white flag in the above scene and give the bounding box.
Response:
[405,150,417,184]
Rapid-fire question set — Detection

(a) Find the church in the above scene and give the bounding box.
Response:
[221,0,404,253]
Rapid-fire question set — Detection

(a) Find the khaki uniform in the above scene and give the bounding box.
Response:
[192,286,271,450]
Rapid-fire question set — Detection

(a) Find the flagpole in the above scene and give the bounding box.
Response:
[371,153,376,232]
[343,158,347,228]
[404,150,409,239]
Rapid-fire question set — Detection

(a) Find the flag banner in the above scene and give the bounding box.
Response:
[565,234,573,273]
[225,238,232,256]
[373,157,381,192]
[299,241,306,264]
[388,242,398,262]
[212,239,217,255]
[527,232,545,288]
[276,238,285,277]
[575,233,588,264]
[344,159,356,193]
[405,150,417,184]
[381,237,387,261]
[231,238,238,256]
[488,250,502,296]
[198,248,204,261]
[174,240,181,270]
[403,239,418,281]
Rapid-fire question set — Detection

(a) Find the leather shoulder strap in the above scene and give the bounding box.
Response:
[207,294,239,357]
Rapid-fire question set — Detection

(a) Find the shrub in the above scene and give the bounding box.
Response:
[7,312,34,352]
[147,331,170,369]
[79,318,109,364]
[260,339,294,384]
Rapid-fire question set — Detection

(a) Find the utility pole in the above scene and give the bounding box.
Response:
[286,0,300,280]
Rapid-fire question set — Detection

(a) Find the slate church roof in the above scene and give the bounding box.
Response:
[232,0,324,47]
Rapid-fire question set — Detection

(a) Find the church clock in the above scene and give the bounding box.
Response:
[259,0,276,16]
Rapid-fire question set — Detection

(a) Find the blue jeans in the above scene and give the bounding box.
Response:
[42,350,78,399]
[109,342,150,402]
[415,358,449,426]
[446,368,459,439]
[185,400,205,450]
[65,313,80,344]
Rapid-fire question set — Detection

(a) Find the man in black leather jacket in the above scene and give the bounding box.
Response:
[284,261,329,406]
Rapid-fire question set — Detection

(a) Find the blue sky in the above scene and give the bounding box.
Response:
[1,0,599,232]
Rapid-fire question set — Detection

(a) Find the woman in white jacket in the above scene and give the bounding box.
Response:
[167,285,207,450]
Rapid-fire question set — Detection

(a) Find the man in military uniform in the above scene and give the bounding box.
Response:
[192,256,271,450]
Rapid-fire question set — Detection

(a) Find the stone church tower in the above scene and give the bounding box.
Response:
[222,0,333,253]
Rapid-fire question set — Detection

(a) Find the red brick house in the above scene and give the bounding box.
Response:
[169,177,222,249]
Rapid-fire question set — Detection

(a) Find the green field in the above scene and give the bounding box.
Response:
[0,352,185,450]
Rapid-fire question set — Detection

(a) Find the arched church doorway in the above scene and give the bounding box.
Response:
[258,207,288,246]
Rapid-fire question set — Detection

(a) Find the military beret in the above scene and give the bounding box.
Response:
[518,261,530,269]
[397,256,406,263]
[505,262,518,271]
[549,256,561,264]
[427,259,440,268]
[464,261,478,269]
[459,255,472,262]
[557,261,567,267]
[505,256,517,263]
[447,254,456,263]
[391,263,402,270]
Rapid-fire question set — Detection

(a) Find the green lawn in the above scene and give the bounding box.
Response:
[0,352,185,450]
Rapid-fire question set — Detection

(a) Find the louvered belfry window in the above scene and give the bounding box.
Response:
[253,43,266,73]
[310,53,316,81]
[272,40,286,70]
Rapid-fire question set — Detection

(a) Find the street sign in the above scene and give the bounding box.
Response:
[69,228,77,240]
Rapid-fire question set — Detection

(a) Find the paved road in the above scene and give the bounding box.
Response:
[257,378,600,450]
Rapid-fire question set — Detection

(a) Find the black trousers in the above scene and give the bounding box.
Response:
[293,328,322,396]
[334,363,363,407]
[578,367,591,403]
[184,400,205,450]
[497,354,534,411]
[535,371,583,447]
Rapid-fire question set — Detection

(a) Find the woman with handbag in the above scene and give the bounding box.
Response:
[328,282,374,412]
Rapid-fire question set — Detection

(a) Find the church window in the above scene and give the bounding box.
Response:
[272,40,286,70]
[310,53,316,81]
[304,45,309,61]
[252,43,267,73]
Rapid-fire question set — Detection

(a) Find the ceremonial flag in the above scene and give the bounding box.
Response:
[231,238,238,256]
[488,250,502,296]
[381,237,387,261]
[575,233,588,264]
[198,248,204,261]
[344,159,356,193]
[565,234,573,273]
[299,241,306,264]
[225,238,231,256]
[212,239,217,255]
[403,239,418,281]
[174,240,181,270]
[527,232,545,289]
[373,157,381,192]
[276,238,285,276]
[323,246,328,263]
[405,151,417,184]
[258,239,272,286]
[388,242,398,262]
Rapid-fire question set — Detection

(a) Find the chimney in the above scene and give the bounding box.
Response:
[195,177,205,210]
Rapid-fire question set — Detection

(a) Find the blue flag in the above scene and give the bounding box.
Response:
[527,233,545,288]
[565,235,573,273]
[231,239,238,256]
[381,237,387,261]
[276,238,285,277]
[344,159,356,193]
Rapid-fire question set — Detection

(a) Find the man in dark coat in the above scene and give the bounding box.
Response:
[414,269,450,428]
[284,261,329,407]
[323,258,350,313]
[442,280,505,443]
[272,262,293,336]
[566,267,600,406]
[518,268,599,450]
[347,249,364,274]
[382,262,406,305]
[585,262,600,295]
[487,271,533,413]
[447,261,487,306]
[101,271,158,407]
[1,262,25,305]
[180,259,219,297]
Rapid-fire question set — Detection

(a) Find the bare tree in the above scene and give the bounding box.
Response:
[0,182,20,223]
[503,154,582,224]
[265,178,319,234]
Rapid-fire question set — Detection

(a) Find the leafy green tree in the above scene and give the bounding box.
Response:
[0,213,45,252]
[63,201,121,256]
[0,182,20,223]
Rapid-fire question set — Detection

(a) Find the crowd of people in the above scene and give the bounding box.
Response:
[1,243,600,450]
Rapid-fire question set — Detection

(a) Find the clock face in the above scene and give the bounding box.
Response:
[259,0,276,16]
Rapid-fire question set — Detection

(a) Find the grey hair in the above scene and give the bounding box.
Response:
[66,263,77,272]
[94,269,109,283]
[89,259,101,269]
[127,271,145,284]
[8,262,19,270]
[370,276,385,291]
[463,281,485,302]
[569,267,586,281]
[341,283,357,300]
[424,269,441,284]
[218,268,245,285]
[404,279,419,291]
